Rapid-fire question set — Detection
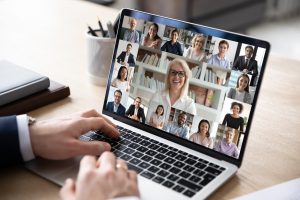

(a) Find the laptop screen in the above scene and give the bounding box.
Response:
[103,9,270,165]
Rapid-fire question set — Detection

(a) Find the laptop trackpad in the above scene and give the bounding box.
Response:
[24,156,82,186]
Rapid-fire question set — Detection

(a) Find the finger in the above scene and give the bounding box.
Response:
[79,155,97,173]
[59,178,75,200]
[80,109,117,128]
[98,152,116,174]
[75,141,111,156]
[128,170,138,182]
[116,159,128,171]
[76,117,119,139]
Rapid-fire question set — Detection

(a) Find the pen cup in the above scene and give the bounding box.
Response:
[86,30,115,86]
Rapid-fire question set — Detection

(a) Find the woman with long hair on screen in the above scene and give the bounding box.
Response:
[189,119,213,149]
[227,73,252,104]
[148,105,164,129]
[141,23,162,49]
[111,66,129,92]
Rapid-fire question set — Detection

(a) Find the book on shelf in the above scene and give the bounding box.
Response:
[0,80,70,116]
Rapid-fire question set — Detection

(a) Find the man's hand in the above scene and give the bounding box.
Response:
[60,153,140,200]
[29,109,119,160]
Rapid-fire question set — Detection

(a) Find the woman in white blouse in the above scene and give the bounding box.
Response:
[147,58,196,124]
[111,66,129,92]
[184,34,206,62]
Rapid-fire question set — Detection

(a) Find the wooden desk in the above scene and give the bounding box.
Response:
[0,0,299,199]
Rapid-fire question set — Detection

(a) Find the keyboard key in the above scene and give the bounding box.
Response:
[141,171,155,179]
[164,157,175,164]
[141,155,153,162]
[132,151,143,158]
[113,150,124,157]
[159,163,171,170]
[193,169,205,177]
[219,167,226,171]
[148,166,160,173]
[175,154,187,161]
[204,166,222,176]
[140,135,149,140]
[173,185,185,193]
[149,139,159,144]
[131,137,142,143]
[170,167,181,174]
[179,171,191,178]
[127,163,143,174]
[209,163,220,169]
[166,151,178,157]
[148,144,160,150]
[139,140,151,147]
[178,179,202,192]
[128,143,140,149]
[167,174,179,182]
[157,147,168,154]
[183,165,195,172]
[129,158,141,165]
[189,175,201,183]
[123,148,135,155]
[138,162,150,169]
[162,180,174,188]
[199,173,215,186]
[150,159,162,166]
[123,134,134,140]
[137,146,148,153]
[195,162,206,169]
[155,153,166,160]
[120,154,132,161]
[153,176,164,184]
[199,158,209,164]
[119,139,131,146]
[145,150,157,156]
[183,190,196,197]
[174,161,185,168]
[158,170,169,177]
[185,158,197,165]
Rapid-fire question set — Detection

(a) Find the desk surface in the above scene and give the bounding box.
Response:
[0,0,299,199]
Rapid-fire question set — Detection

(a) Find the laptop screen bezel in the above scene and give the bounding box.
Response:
[103,8,270,167]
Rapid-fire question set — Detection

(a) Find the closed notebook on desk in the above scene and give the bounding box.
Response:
[0,80,70,116]
[0,60,50,106]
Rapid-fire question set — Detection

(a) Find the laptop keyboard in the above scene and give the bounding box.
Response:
[80,125,226,198]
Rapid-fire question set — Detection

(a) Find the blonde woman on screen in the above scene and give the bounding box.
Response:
[184,34,206,62]
[147,58,196,123]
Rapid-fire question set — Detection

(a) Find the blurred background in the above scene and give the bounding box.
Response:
[87,0,300,61]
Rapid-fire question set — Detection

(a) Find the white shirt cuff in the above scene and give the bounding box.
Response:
[16,114,35,161]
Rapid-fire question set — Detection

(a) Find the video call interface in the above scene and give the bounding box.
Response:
[105,15,267,159]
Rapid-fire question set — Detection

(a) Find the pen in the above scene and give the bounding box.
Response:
[97,17,106,37]
[106,21,116,38]
[87,24,97,37]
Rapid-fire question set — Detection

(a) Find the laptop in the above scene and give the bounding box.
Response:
[25,8,270,199]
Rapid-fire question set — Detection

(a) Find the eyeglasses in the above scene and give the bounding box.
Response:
[170,70,185,78]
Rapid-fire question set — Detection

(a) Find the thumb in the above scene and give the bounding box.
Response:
[75,140,111,156]
[60,178,76,200]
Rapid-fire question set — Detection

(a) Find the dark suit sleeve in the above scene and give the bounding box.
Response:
[0,116,23,166]
[139,108,146,123]
[125,105,133,116]
[250,60,258,75]
[117,52,125,63]
[232,56,242,70]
